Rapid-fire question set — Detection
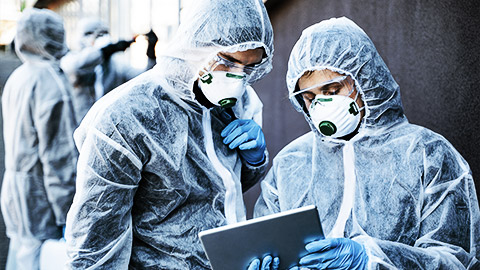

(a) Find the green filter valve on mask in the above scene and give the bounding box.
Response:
[318,121,337,136]
[198,71,246,108]
[218,98,237,108]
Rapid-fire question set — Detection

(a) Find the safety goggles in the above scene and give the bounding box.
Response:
[208,54,269,76]
[83,29,109,39]
[290,75,355,100]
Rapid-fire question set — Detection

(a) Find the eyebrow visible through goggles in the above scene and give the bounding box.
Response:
[290,75,349,98]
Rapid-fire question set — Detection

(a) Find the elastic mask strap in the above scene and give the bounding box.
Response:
[199,58,221,84]
[353,89,365,111]
[209,61,220,72]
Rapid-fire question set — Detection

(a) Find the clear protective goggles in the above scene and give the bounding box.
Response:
[207,53,269,78]
[83,29,109,39]
[290,75,355,100]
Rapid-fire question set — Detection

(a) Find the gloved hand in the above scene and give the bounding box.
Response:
[101,39,134,60]
[221,119,266,165]
[292,238,368,270]
[146,29,158,59]
[248,255,280,270]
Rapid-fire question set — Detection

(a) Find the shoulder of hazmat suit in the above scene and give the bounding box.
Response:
[254,17,480,269]
[65,0,273,268]
[1,8,78,240]
[60,17,144,123]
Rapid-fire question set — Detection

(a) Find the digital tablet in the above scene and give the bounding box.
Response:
[198,205,324,270]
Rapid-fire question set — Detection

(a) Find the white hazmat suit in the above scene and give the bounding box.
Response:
[65,0,273,268]
[1,8,77,270]
[254,17,480,269]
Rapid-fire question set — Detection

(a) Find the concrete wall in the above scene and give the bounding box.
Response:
[244,0,480,217]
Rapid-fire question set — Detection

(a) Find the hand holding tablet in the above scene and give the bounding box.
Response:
[199,205,324,269]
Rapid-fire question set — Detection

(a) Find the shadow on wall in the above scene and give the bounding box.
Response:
[244,0,480,218]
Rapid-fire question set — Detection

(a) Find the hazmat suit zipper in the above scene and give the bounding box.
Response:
[202,108,245,224]
[328,141,356,238]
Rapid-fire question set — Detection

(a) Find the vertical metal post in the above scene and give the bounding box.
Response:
[107,0,111,27]
[79,0,83,18]
[150,0,153,28]
[178,0,182,25]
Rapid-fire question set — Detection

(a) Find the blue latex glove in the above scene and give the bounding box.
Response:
[292,238,368,270]
[248,255,280,270]
[221,119,266,165]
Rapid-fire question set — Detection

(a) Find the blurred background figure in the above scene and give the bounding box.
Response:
[1,8,77,270]
[7,0,75,51]
[33,0,75,10]
[0,1,187,268]
[61,17,158,122]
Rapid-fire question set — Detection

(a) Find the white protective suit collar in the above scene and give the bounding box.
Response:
[287,17,406,140]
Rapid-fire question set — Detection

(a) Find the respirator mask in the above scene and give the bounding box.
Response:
[292,75,364,138]
[198,54,265,108]
[198,70,247,108]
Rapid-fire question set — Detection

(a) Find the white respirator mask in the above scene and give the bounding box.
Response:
[93,34,112,49]
[198,70,247,108]
[308,90,363,138]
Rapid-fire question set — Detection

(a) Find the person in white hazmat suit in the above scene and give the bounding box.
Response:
[65,0,273,268]
[250,17,480,270]
[61,18,158,123]
[1,8,78,270]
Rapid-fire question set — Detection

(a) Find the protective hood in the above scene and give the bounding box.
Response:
[75,17,109,50]
[155,0,274,101]
[15,8,68,63]
[287,17,406,137]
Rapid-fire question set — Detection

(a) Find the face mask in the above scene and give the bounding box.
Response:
[93,34,111,49]
[308,91,363,138]
[198,70,246,108]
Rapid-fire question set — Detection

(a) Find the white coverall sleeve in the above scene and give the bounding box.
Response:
[60,47,103,77]
[34,81,78,226]
[66,123,142,269]
[235,85,269,192]
[253,164,281,217]
[241,151,269,192]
